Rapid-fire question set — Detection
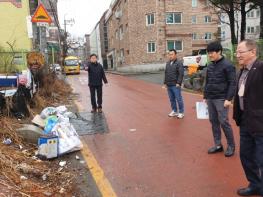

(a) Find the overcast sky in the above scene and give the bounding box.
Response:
[57,0,112,38]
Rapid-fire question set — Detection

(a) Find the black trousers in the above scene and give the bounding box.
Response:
[89,85,102,109]
[240,123,263,195]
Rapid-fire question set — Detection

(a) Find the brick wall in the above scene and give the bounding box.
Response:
[107,0,218,67]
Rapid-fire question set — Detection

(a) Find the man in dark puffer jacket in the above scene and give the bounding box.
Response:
[204,41,236,157]
[163,49,185,119]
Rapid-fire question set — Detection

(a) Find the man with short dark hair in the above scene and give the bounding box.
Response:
[163,49,185,119]
[234,39,263,197]
[87,54,108,113]
[204,41,236,157]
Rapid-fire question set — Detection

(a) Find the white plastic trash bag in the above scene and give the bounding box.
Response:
[57,113,70,123]
[52,122,83,155]
[196,102,209,119]
[63,112,77,119]
[40,107,57,119]
[56,106,68,115]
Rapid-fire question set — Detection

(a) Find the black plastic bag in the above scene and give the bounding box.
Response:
[11,85,31,119]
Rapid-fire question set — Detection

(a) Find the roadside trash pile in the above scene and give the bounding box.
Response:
[0,117,76,196]
[34,106,83,159]
[0,49,85,195]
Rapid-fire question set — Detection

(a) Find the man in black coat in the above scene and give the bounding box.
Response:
[234,39,263,197]
[163,49,185,119]
[87,54,108,113]
[204,41,236,157]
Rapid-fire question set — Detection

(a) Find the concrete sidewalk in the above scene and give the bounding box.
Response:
[70,72,253,197]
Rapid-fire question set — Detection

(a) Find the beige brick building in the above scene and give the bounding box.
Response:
[105,0,219,71]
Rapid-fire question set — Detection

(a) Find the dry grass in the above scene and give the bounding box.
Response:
[39,74,72,104]
[0,74,74,196]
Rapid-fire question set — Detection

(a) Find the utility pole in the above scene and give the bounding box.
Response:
[62,15,74,61]
[39,26,48,65]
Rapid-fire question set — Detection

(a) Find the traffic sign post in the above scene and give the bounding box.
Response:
[31,4,52,24]
[37,22,49,27]
[31,4,52,72]
[31,3,52,72]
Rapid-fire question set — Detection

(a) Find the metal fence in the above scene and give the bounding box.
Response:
[0,50,28,73]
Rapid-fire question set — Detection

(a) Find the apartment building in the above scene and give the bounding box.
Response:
[84,34,91,59]
[99,11,109,69]
[89,22,103,64]
[88,11,110,68]
[105,0,218,70]
[220,6,261,49]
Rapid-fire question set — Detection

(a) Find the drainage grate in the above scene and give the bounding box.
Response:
[70,112,109,135]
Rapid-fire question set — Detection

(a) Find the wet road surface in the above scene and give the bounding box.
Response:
[67,71,255,197]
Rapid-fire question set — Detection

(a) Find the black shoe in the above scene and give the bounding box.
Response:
[98,108,103,113]
[91,108,97,113]
[224,146,235,157]
[208,145,223,154]
[237,187,260,196]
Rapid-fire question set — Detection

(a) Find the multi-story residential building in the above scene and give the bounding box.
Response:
[99,11,109,69]
[105,0,218,71]
[84,34,91,59]
[88,11,109,68]
[89,22,103,64]
[220,6,261,49]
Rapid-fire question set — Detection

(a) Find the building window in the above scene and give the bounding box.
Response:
[192,0,197,7]
[256,26,260,33]
[146,13,155,26]
[126,23,129,32]
[166,12,182,24]
[205,0,210,6]
[247,10,254,18]
[204,16,212,23]
[221,31,226,40]
[247,26,255,34]
[192,15,197,24]
[120,49,124,63]
[204,32,212,40]
[256,9,260,18]
[119,25,124,40]
[147,42,156,53]
[115,30,119,39]
[220,15,225,23]
[167,40,183,51]
[192,33,197,40]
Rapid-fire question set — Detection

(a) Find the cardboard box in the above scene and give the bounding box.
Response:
[32,114,45,128]
[38,136,58,159]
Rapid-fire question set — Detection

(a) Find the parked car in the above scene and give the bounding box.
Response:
[49,64,61,72]
[54,64,62,72]
[80,63,85,70]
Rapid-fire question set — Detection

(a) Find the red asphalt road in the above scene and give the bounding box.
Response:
[69,71,255,197]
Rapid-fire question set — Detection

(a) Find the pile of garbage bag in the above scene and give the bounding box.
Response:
[34,106,83,159]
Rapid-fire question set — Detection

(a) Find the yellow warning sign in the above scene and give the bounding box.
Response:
[31,4,52,24]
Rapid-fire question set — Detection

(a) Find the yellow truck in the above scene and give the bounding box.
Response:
[63,56,80,75]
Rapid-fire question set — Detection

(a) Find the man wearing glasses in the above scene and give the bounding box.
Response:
[234,39,263,197]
